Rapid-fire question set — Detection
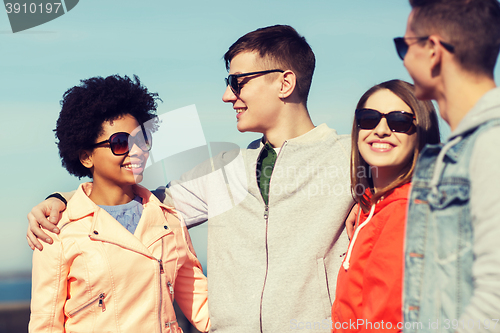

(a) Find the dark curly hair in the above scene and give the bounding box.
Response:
[55,74,160,179]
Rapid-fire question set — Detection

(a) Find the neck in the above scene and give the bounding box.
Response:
[263,103,315,148]
[371,165,406,194]
[435,67,496,131]
[89,179,135,206]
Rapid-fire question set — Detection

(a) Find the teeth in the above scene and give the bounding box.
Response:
[122,164,142,169]
[235,109,245,114]
[372,143,392,149]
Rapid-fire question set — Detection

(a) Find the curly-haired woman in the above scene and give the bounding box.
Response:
[29,75,210,333]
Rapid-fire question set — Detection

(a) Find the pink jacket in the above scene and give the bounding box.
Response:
[29,183,210,333]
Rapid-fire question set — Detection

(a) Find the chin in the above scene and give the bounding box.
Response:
[413,84,434,101]
[236,123,253,133]
[133,174,144,184]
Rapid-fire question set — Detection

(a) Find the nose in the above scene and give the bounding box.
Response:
[128,142,142,156]
[222,85,237,103]
[373,118,392,138]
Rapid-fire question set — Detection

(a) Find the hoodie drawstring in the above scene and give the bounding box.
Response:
[343,204,376,270]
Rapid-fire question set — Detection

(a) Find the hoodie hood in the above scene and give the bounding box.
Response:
[429,87,500,196]
[450,87,500,140]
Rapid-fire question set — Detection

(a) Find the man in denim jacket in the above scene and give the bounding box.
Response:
[394,0,500,332]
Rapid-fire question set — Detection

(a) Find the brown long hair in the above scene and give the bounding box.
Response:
[351,80,440,211]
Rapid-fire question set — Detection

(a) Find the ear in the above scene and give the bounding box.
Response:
[79,150,94,169]
[279,70,297,99]
[427,35,443,77]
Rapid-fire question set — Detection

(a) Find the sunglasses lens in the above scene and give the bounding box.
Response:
[357,110,381,130]
[394,38,408,60]
[386,113,414,133]
[109,133,130,155]
[227,75,239,94]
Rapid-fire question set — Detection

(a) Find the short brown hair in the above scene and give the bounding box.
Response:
[409,0,500,76]
[351,80,440,211]
[223,25,315,103]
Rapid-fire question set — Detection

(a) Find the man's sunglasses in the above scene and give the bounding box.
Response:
[225,69,284,95]
[355,108,416,133]
[92,125,152,156]
[393,36,455,60]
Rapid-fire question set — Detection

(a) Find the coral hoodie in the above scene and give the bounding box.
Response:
[332,183,411,333]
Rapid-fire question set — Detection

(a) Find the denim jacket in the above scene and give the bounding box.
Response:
[402,87,500,333]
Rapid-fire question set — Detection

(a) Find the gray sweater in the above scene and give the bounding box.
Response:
[164,124,354,332]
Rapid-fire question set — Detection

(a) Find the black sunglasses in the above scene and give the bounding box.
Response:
[355,108,416,133]
[225,69,284,95]
[393,36,455,60]
[92,125,152,156]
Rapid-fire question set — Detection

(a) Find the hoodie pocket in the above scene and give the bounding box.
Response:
[67,292,107,318]
[317,258,332,318]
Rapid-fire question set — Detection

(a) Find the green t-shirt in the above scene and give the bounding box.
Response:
[257,143,278,205]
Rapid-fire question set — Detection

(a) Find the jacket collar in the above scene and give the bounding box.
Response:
[359,182,412,218]
[66,183,179,257]
[255,123,338,149]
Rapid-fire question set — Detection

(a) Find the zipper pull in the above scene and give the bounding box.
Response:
[158,259,164,274]
[167,281,174,294]
[98,293,106,312]
[264,205,269,220]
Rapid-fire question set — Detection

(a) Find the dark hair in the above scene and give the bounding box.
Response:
[223,25,315,103]
[351,80,440,211]
[409,0,500,76]
[56,74,160,179]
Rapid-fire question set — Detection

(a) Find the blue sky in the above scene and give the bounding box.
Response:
[1,0,498,274]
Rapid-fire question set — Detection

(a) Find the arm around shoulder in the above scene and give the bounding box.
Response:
[27,190,75,250]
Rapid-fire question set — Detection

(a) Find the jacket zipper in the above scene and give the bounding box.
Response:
[260,204,270,332]
[67,292,106,317]
[167,281,174,296]
[258,141,286,333]
[89,220,170,330]
[158,258,164,332]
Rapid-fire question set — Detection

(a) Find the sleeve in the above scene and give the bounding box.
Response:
[360,200,407,333]
[166,174,210,229]
[49,190,76,203]
[173,224,210,333]
[458,126,500,333]
[29,234,69,333]
[162,148,246,229]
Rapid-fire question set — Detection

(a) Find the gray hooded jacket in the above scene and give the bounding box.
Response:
[163,124,353,332]
[451,87,500,332]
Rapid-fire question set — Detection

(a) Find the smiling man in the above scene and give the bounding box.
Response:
[394,1,500,332]
[27,25,353,332]
[170,25,353,332]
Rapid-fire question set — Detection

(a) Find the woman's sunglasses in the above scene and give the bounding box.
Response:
[92,125,152,156]
[355,108,416,133]
[225,69,284,95]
